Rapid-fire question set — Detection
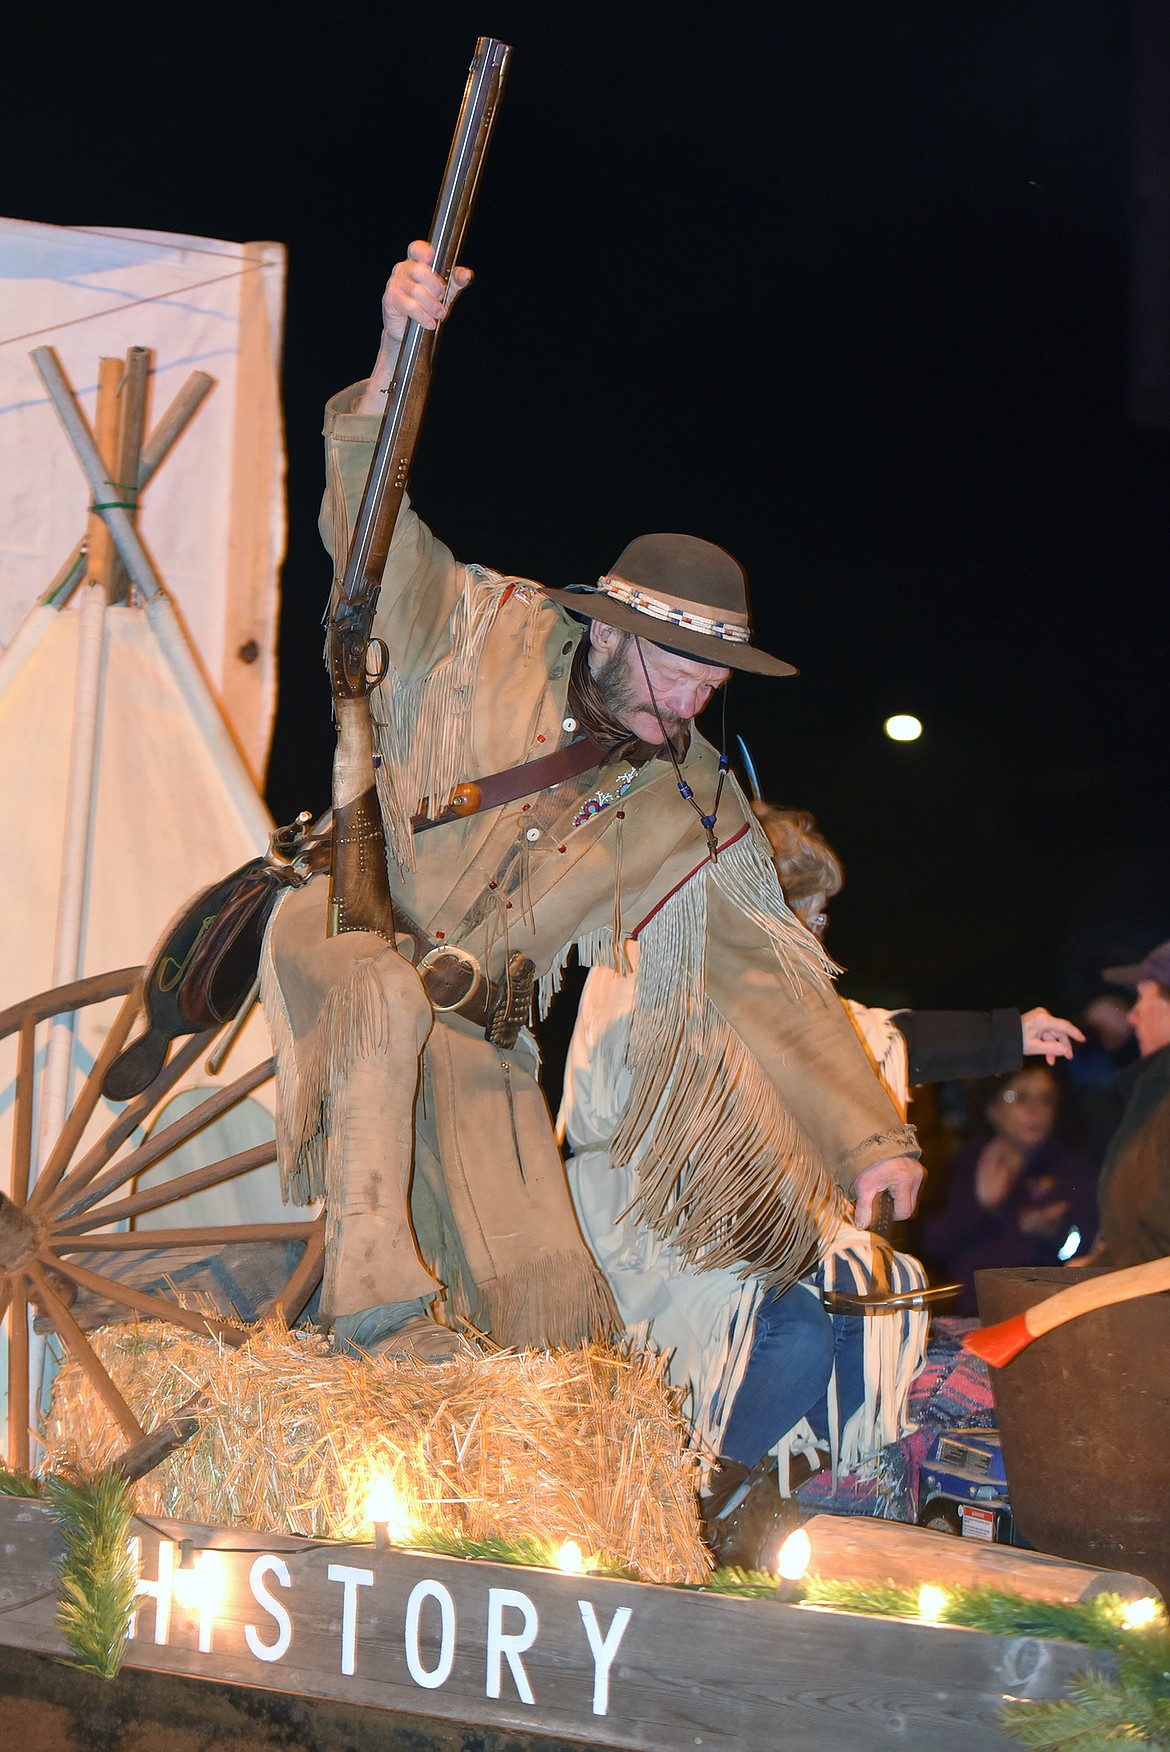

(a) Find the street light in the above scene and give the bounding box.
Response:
[884,714,923,742]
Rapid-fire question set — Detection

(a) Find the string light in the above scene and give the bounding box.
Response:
[774,1526,813,1601]
[365,1475,412,1548]
[1122,1597,1161,1631]
[917,1584,947,1622]
[555,1539,586,1574]
[171,1547,228,1650]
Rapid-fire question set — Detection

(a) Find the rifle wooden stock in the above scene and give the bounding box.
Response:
[326,35,511,938]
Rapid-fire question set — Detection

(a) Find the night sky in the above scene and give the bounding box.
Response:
[12,2,1170,1021]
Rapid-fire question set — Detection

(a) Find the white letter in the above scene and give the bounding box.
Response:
[128,1535,173,1645]
[486,1587,538,1705]
[327,1562,374,1676]
[245,1556,293,1663]
[404,1579,456,1689]
[578,1600,632,1716]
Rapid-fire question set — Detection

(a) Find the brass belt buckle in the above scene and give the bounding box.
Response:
[416,943,483,1011]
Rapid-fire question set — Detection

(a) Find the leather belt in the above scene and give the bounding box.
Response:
[411,735,606,833]
[392,904,534,1049]
[404,736,609,1046]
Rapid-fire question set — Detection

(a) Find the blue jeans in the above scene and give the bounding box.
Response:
[720,1283,865,1469]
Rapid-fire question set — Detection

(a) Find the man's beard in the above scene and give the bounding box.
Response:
[592,645,691,761]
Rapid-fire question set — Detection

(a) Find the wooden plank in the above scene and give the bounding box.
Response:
[34,1239,304,1330]
[0,1500,1114,1752]
[798,1512,1160,1604]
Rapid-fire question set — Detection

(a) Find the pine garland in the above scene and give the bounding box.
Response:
[44,1471,139,1680]
[411,1527,639,1580]
[9,1459,1170,1745]
[0,1461,44,1497]
[798,1576,1170,1751]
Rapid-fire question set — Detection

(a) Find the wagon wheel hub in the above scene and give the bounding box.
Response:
[0,1190,41,1273]
[0,965,323,1475]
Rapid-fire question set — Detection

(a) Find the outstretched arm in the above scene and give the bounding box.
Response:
[1020,1006,1085,1065]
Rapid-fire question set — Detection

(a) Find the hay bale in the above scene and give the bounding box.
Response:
[41,1321,710,1585]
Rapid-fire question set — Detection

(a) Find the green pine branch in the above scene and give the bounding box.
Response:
[45,1470,138,1680]
[0,1462,43,1498]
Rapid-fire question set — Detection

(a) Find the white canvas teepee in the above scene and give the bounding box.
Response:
[0,217,285,782]
[0,227,301,1459]
[0,585,279,1136]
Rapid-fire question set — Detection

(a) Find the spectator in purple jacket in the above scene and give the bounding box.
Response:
[921,1065,1098,1313]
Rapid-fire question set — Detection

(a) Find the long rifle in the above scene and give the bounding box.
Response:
[326,36,511,939]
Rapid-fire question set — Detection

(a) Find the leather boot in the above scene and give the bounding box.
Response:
[702,1451,818,1572]
[699,1456,751,1531]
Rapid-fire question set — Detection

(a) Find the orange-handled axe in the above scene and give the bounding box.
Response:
[963,1255,1170,1367]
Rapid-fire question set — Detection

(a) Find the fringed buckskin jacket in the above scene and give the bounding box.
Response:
[320,384,918,1291]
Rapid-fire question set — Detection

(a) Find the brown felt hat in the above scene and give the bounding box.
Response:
[543,533,797,677]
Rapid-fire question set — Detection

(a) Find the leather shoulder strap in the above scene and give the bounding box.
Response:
[411,736,605,834]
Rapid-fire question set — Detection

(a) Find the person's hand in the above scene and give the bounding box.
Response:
[974,1137,1020,1211]
[1017,1198,1070,1240]
[382,240,473,346]
[1021,1007,1085,1064]
[852,1155,924,1227]
[357,242,475,411]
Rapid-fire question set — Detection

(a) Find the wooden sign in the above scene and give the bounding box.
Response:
[0,1500,1114,1751]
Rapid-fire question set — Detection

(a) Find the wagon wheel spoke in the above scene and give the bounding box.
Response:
[2,968,320,1476]
[268,1212,326,1324]
[32,978,145,1206]
[52,1141,278,1234]
[50,1222,318,1252]
[28,1027,215,1218]
[11,1017,37,1208]
[24,1262,145,1446]
[46,1056,274,1225]
[45,1254,249,1348]
[6,1280,30,1472]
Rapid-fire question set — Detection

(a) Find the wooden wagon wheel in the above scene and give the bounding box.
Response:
[0,968,324,1475]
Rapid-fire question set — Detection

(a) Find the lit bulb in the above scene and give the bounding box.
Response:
[918,1584,947,1622]
[884,714,922,742]
[556,1539,585,1574]
[172,1549,227,1618]
[1122,1597,1161,1631]
[365,1475,412,1545]
[776,1527,811,1582]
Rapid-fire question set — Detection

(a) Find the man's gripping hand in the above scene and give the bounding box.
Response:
[851,1155,925,1228]
[358,242,474,412]
[382,240,474,342]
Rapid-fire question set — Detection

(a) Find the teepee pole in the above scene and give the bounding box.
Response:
[107,347,150,605]
[33,346,271,828]
[32,347,161,603]
[40,368,214,612]
[83,358,121,593]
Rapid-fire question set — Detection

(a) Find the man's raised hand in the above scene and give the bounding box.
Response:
[358,243,475,411]
[383,240,474,341]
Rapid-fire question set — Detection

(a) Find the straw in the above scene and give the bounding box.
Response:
[41,1319,710,1585]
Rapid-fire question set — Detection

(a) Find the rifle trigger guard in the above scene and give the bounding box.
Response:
[366,638,389,686]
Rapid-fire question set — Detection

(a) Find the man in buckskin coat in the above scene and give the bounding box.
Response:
[261,242,922,1361]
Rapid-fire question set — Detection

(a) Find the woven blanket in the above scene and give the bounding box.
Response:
[794,1318,995,1522]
